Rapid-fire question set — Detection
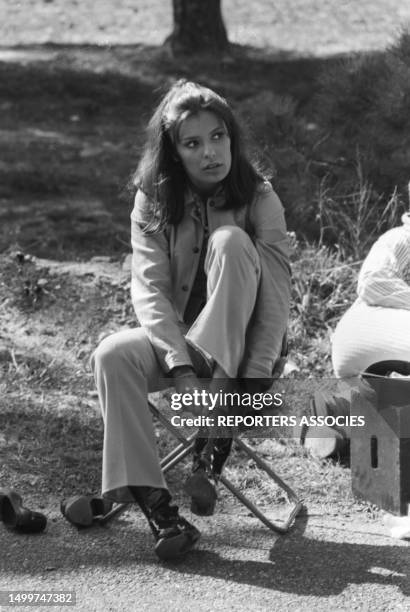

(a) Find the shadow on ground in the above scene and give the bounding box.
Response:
[0,508,408,598]
[0,42,364,258]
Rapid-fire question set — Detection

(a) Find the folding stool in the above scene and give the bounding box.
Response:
[99,339,304,534]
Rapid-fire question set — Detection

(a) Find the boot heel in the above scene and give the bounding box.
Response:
[184,471,217,516]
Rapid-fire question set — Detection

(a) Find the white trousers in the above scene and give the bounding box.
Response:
[91,227,261,501]
[332,301,410,378]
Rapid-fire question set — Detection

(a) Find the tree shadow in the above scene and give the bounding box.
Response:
[1,506,408,599]
[0,389,186,501]
[168,508,410,597]
[0,41,380,258]
[0,41,354,112]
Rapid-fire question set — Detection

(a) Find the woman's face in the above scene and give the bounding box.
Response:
[175,110,232,194]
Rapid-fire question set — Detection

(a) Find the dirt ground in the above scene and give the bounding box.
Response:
[1,1,410,610]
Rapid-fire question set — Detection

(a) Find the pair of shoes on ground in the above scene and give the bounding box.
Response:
[60,495,113,528]
[0,489,47,533]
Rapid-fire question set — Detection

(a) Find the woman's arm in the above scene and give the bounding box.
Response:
[130,190,194,373]
[357,228,410,310]
[239,183,291,379]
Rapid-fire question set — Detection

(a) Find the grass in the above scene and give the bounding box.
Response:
[316,164,403,260]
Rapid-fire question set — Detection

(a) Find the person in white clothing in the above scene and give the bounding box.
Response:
[304,213,410,459]
[332,212,410,377]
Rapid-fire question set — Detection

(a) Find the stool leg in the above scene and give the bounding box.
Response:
[219,472,303,534]
[229,437,304,533]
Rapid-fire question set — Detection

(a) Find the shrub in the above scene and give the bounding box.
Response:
[316,160,402,260]
[314,29,410,219]
[237,91,314,234]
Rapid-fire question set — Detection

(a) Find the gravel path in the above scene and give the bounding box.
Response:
[1,505,409,611]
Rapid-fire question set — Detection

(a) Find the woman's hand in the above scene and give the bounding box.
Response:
[171,366,205,416]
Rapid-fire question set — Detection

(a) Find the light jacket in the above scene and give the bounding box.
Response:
[357,212,410,309]
[130,181,291,378]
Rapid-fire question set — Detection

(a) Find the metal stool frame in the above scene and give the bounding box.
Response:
[99,399,303,534]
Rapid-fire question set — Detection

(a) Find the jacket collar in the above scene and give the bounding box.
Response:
[185,184,226,209]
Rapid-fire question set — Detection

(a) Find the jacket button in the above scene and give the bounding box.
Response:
[209,200,215,207]
[192,246,200,253]
[182,285,189,291]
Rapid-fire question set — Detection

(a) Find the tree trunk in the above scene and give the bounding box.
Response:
[166,0,229,56]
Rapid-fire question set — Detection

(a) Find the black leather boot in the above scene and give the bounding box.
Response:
[132,487,200,561]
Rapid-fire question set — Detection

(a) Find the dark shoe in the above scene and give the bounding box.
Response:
[150,506,201,561]
[184,468,217,516]
[60,495,113,528]
[0,489,47,534]
[131,487,201,561]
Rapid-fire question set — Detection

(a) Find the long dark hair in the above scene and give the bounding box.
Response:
[134,80,266,233]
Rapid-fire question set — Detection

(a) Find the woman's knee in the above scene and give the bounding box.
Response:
[91,333,124,374]
[90,329,147,374]
[208,226,254,257]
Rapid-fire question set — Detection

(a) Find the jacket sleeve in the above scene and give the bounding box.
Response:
[130,190,194,372]
[240,183,291,378]
[357,229,410,310]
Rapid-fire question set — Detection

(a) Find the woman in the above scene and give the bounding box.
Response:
[332,213,410,377]
[91,80,291,560]
[305,213,410,460]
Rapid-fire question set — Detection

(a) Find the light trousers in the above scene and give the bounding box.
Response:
[332,301,410,378]
[91,227,261,502]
